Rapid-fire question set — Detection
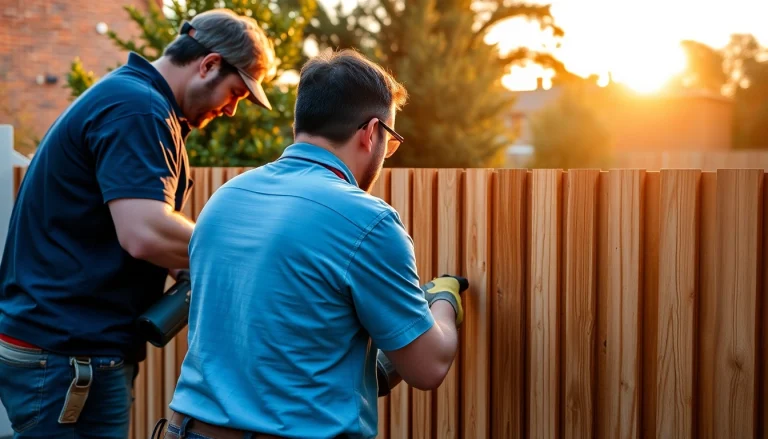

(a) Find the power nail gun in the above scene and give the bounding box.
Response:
[136,270,192,348]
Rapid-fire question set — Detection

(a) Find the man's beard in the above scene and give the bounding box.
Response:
[187,72,227,128]
[359,138,387,193]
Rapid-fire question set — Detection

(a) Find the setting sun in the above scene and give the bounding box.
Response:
[609,43,688,93]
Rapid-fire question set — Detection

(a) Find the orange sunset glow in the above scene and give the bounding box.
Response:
[328,0,768,94]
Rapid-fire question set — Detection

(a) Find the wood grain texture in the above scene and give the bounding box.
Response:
[712,169,763,438]
[562,170,599,439]
[527,169,563,439]
[697,172,717,439]
[462,169,493,439]
[436,169,462,439]
[605,170,645,439]
[163,338,177,419]
[210,167,225,193]
[146,346,164,433]
[411,169,436,439]
[491,169,527,439]
[642,172,660,439]
[656,170,700,439]
[13,165,26,196]
[389,169,412,439]
[597,171,610,439]
[763,173,768,439]
[133,356,147,439]
[370,169,391,439]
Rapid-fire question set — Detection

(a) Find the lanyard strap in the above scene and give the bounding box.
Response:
[279,156,349,183]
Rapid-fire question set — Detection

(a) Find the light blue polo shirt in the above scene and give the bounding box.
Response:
[169,143,435,438]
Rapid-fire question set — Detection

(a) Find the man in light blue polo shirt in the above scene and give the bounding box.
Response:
[162,49,467,439]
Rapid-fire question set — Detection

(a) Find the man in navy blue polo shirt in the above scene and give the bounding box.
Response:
[0,9,276,438]
[163,49,467,439]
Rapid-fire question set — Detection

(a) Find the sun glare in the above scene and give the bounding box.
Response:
[609,43,688,94]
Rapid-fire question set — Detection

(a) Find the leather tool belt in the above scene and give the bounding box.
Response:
[156,411,286,439]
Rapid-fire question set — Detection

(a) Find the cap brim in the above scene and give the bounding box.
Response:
[238,70,272,111]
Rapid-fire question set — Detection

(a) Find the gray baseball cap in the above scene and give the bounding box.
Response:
[179,11,275,110]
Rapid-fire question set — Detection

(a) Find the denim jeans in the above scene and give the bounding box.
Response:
[0,338,137,438]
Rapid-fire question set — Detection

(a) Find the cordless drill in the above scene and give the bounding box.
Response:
[136,270,192,348]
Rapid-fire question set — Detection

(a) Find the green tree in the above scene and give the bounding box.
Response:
[671,40,726,93]
[529,83,613,169]
[724,34,768,148]
[66,0,317,166]
[305,0,566,168]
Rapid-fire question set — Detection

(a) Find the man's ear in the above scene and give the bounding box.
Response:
[198,53,222,79]
[359,119,377,153]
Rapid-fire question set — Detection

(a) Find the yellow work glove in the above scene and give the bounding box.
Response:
[420,275,469,327]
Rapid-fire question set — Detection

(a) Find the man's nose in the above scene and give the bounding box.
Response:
[223,101,238,117]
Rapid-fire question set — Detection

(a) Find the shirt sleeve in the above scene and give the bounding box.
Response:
[88,113,181,206]
[345,210,435,352]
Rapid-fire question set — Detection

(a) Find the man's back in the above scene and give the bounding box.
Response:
[170,143,434,438]
[0,52,191,362]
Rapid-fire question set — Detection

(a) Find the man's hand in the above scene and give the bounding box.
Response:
[420,275,469,326]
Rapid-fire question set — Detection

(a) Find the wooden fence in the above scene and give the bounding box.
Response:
[11,166,768,439]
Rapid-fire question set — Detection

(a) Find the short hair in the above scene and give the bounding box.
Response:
[293,49,408,143]
[163,9,276,82]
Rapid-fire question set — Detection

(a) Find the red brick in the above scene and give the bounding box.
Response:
[1,0,161,143]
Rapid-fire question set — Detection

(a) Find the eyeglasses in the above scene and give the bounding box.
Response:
[357,118,405,158]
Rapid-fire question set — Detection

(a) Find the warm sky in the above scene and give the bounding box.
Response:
[323,0,768,93]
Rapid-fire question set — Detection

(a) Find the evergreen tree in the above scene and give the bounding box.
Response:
[305,0,566,167]
[66,0,317,166]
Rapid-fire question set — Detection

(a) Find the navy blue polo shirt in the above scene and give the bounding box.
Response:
[0,52,193,362]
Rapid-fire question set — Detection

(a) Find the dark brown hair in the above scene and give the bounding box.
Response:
[293,49,408,143]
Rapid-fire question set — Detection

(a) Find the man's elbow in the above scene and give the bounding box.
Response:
[408,360,453,391]
[118,229,161,261]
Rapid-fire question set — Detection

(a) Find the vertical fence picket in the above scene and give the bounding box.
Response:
[656,170,700,439]
[698,172,718,439]
[462,169,492,439]
[13,165,26,196]
[491,169,528,439]
[389,169,412,439]
[562,170,599,439]
[605,170,644,439]
[145,345,164,433]
[436,169,462,439]
[133,356,147,439]
[642,172,661,439]
[411,168,437,439]
[527,169,563,439]
[596,171,609,439]
[370,168,391,439]
[712,169,763,438]
[762,172,768,439]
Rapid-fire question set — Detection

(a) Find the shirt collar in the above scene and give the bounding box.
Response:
[125,52,191,138]
[279,143,359,187]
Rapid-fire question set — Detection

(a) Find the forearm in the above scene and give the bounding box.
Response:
[428,301,459,365]
[377,301,458,396]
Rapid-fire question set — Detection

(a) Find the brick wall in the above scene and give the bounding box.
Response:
[0,0,159,154]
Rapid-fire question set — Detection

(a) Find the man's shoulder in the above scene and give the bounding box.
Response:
[80,67,176,128]
[229,165,398,229]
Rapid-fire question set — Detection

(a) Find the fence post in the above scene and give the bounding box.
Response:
[0,124,13,437]
[0,125,14,262]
